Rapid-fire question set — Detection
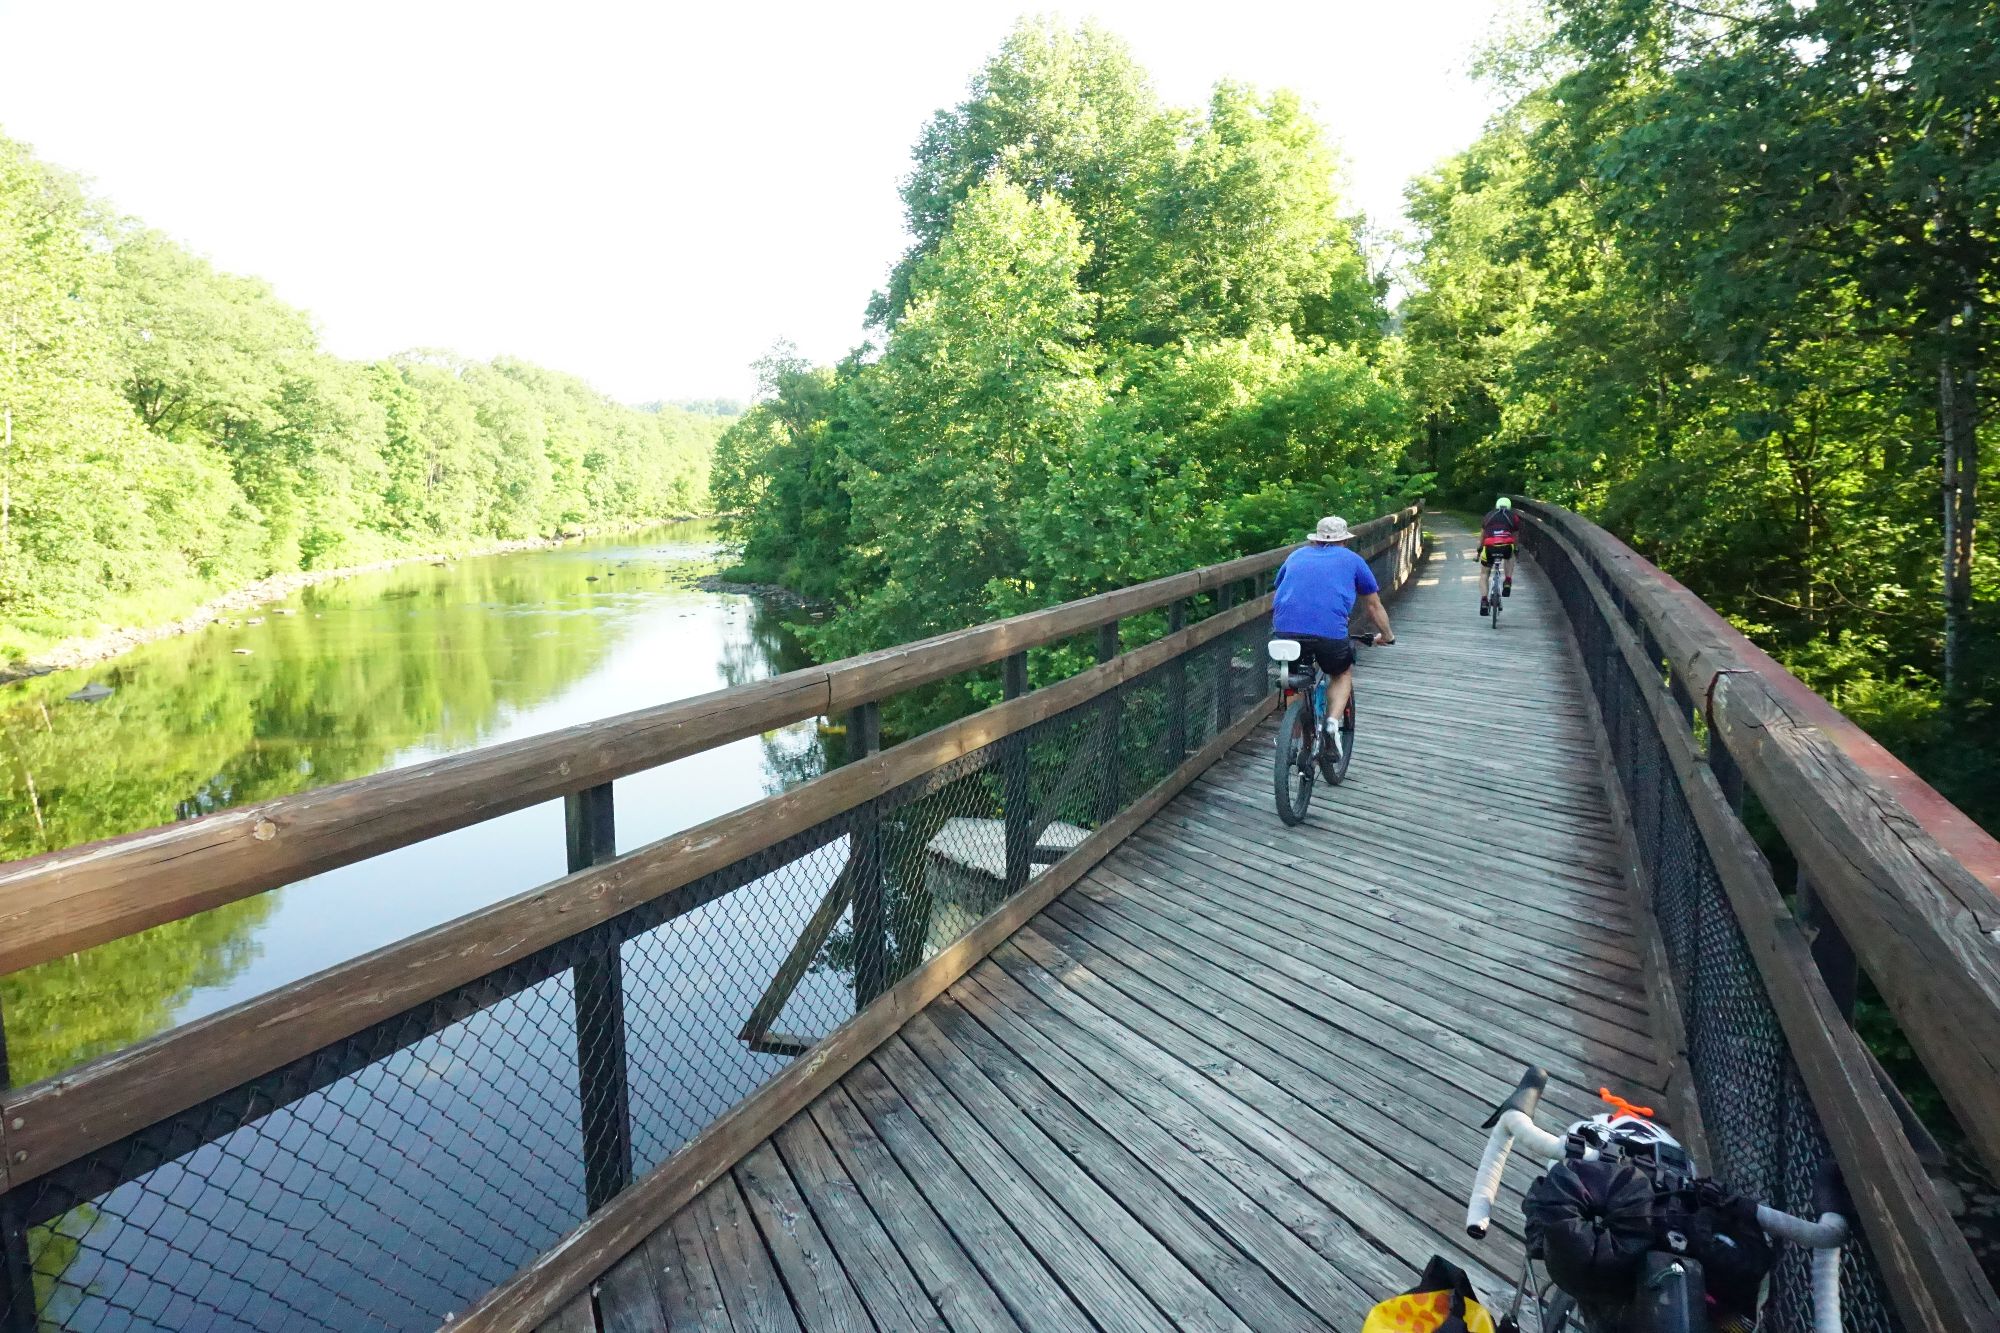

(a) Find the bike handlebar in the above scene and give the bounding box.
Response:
[1464,1065,1850,1333]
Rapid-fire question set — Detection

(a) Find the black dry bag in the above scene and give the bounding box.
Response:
[1524,1158,1655,1303]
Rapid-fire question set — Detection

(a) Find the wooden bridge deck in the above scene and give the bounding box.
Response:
[570,526,1669,1333]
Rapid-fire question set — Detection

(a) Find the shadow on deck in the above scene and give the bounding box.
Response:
[572,527,1669,1333]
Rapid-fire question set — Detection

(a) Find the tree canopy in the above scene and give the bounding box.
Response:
[715,20,1413,691]
[0,130,724,657]
[1399,0,1997,829]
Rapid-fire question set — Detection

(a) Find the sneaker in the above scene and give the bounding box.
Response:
[1503,579,1513,598]
[1479,596,1490,616]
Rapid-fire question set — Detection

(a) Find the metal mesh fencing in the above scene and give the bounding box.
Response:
[0,608,1267,1333]
[1528,525,1899,1333]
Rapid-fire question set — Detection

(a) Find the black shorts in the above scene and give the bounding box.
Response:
[1480,543,1516,565]
[1274,635,1355,678]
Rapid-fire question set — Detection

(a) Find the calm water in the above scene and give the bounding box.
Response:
[0,520,834,1087]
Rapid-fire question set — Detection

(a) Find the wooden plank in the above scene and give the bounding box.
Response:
[807,1089,1029,1332]
[1138,793,1639,961]
[771,1115,949,1333]
[980,941,1512,1293]
[731,1142,877,1333]
[1038,869,1595,1148]
[871,1036,1237,1331]
[1101,847,1660,1085]
[834,1065,1106,1332]
[595,1227,669,1333]
[663,1202,735,1332]
[1060,869,1602,1124]
[533,1295,597,1333]
[695,1176,804,1332]
[0,597,1274,1188]
[1032,899,1549,1214]
[1171,789,1646,966]
[897,1013,1333,1333]
[957,963,1400,1317]
[936,980,1377,1327]
[1122,823,1653,1023]
[1018,909,1542,1250]
[1149,800,1647,987]
[441,693,1279,1333]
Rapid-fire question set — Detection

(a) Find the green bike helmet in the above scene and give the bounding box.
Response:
[1495,495,1513,510]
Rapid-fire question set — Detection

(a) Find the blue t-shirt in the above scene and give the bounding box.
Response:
[1272,543,1379,640]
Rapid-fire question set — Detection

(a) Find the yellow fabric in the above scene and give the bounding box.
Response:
[1360,1288,1496,1333]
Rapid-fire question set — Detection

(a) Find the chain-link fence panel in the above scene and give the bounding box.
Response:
[0,602,1270,1333]
[1526,523,1899,1333]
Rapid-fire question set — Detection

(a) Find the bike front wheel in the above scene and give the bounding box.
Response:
[1321,699,1355,785]
[1273,696,1316,825]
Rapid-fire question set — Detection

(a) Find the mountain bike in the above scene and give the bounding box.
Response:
[1268,634,1382,825]
[1466,1066,1852,1333]
[1481,542,1512,628]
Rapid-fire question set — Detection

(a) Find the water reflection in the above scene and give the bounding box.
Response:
[0,522,828,1084]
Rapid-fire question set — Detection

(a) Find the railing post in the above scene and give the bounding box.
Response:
[847,702,889,1006]
[0,1194,31,1333]
[1166,600,1188,762]
[1,1000,35,1333]
[1001,653,1032,895]
[565,783,632,1214]
[1095,621,1121,822]
[1214,585,1238,732]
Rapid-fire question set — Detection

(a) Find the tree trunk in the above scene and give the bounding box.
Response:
[1939,352,1979,704]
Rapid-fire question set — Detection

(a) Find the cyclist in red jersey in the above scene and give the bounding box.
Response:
[1479,496,1519,616]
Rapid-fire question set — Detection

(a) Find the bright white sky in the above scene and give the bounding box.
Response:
[0,0,1508,405]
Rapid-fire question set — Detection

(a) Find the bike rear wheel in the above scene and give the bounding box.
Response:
[1273,696,1316,825]
[1489,563,1503,628]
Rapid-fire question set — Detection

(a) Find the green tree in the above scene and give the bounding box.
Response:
[828,176,1103,654]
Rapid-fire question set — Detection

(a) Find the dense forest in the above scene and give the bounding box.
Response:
[1401,0,1997,829]
[719,13,1995,832]
[712,21,1415,673]
[0,130,723,659]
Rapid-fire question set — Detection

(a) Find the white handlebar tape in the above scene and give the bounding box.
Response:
[1466,1124,1513,1238]
[1811,1246,1843,1333]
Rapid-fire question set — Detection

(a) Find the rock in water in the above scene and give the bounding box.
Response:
[233,648,254,656]
[66,682,114,703]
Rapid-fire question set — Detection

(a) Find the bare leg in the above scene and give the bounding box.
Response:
[1325,667,1355,732]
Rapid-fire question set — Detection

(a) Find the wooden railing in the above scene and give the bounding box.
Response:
[0,506,1428,1333]
[1519,500,2000,1333]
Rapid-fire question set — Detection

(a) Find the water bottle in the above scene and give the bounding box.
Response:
[1313,675,1328,722]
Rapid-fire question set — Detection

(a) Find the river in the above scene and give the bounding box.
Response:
[0,520,833,1088]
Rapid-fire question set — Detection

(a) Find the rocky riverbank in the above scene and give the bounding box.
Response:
[692,574,827,613]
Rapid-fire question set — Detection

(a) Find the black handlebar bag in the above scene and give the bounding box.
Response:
[1524,1159,1655,1303]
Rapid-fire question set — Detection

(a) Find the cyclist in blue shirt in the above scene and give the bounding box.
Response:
[1272,515,1395,750]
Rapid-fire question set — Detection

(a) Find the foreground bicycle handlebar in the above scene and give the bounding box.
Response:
[1464,1065,1851,1333]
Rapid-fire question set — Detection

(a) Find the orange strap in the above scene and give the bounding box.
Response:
[1600,1087,1656,1119]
